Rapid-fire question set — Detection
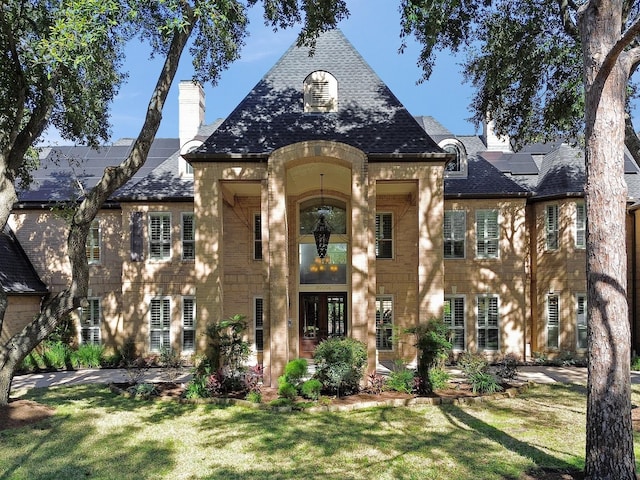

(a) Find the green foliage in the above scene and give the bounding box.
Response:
[246,390,262,403]
[428,367,450,391]
[632,355,640,371]
[284,358,308,386]
[457,351,489,377]
[406,318,452,393]
[205,314,251,375]
[159,347,183,382]
[313,337,367,397]
[126,382,158,399]
[277,377,298,400]
[72,344,105,368]
[385,364,414,394]
[42,341,72,369]
[300,379,322,401]
[469,372,503,395]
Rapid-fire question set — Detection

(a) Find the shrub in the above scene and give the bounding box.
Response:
[118,337,137,366]
[469,372,503,394]
[159,347,183,382]
[205,314,251,375]
[300,379,322,400]
[243,364,264,396]
[457,351,489,376]
[313,337,367,396]
[284,358,308,386]
[42,341,72,369]
[72,344,105,368]
[632,355,640,371]
[246,391,262,403]
[428,366,451,390]
[495,353,519,381]
[127,382,158,399]
[123,356,150,384]
[277,377,298,400]
[385,363,414,394]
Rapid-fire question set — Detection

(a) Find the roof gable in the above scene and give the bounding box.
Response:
[0,225,47,294]
[193,29,440,157]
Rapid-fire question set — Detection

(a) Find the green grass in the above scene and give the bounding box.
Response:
[1,383,640,479]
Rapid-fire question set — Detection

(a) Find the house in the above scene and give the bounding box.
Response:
[5,29,640,386]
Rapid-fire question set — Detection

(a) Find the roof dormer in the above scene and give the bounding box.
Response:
[304,71,338,113]
[439,138,468,178]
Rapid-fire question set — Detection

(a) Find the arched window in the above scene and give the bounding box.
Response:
[439,139,468,178]
[304,71,338,113]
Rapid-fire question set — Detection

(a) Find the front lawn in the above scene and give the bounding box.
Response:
[1,383,639,479]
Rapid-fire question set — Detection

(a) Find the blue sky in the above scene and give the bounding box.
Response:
[101,0,477,143]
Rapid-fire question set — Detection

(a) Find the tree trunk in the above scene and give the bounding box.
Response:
[579,2,636,479]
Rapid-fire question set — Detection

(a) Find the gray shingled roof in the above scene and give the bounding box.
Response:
[0,225,47,294]
[190,29,441,158]
[17,138,179,203]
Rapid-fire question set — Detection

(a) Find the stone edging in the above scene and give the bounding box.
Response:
[109,381,534,413]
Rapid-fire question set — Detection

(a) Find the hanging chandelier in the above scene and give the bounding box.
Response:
[313,173,331,258]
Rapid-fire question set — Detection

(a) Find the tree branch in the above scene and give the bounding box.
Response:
[557,0,579,39]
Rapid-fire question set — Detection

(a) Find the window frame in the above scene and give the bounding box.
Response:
[375,212,393,259]
[303,71,338,113]
[576,293,587,350]
[375,295,394,351]
[546,293,560,349]
[254,297,264,352]
[149,212,172,261]
[86,219,101,265]
[444,210,466,259]
[444,295,466,351]
[438,138,468,178]
[575,202,586,249]
[150,296,171,352]
[254,213,263,261]
[477,294,500,351]
[80,297,101,345]
[545,204,559,251]
[476,209,500,259]
[182,296,196,353]
[181,212,195,261]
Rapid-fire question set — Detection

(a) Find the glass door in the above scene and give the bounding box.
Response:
[299,293,347,358]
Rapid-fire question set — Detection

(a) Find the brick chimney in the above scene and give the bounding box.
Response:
[179,81,205,149]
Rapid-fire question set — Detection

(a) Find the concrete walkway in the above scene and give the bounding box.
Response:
[11,364,640,396]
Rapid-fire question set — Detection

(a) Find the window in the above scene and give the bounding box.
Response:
[546,205,559,251]
[439,139,468,178]
[150,297,171,352]
[181,213,195,260]
[80,298,101,345]
[149,213,171,260]
[303,71,337,113]
[254,214,263,260]
[182,297,195,352]
[575,202,586,249]
[477,295,499,351]
[444,296,465,350]
[444,210,466,258]
[547,294,559,348]
[576,294,587,349]
[86,219,101,264]
[476,210,499,258]
[376,296,393,351]
[255,297,264,352]
[130,211,144,261]
[376,213,393,259]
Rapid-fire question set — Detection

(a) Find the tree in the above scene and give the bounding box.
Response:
[0,0,348,405]
[400,1,638,477]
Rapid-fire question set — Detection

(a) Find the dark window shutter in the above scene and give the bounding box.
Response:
[130,212,144,261]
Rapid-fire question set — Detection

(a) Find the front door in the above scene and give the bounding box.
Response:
[299,293,347,358]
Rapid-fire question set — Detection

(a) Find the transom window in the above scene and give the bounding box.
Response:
[303,71,338,113]
[476,209,499,259]
[376,296,393,351]
[444,210,466,258]
[149,213,171,260]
